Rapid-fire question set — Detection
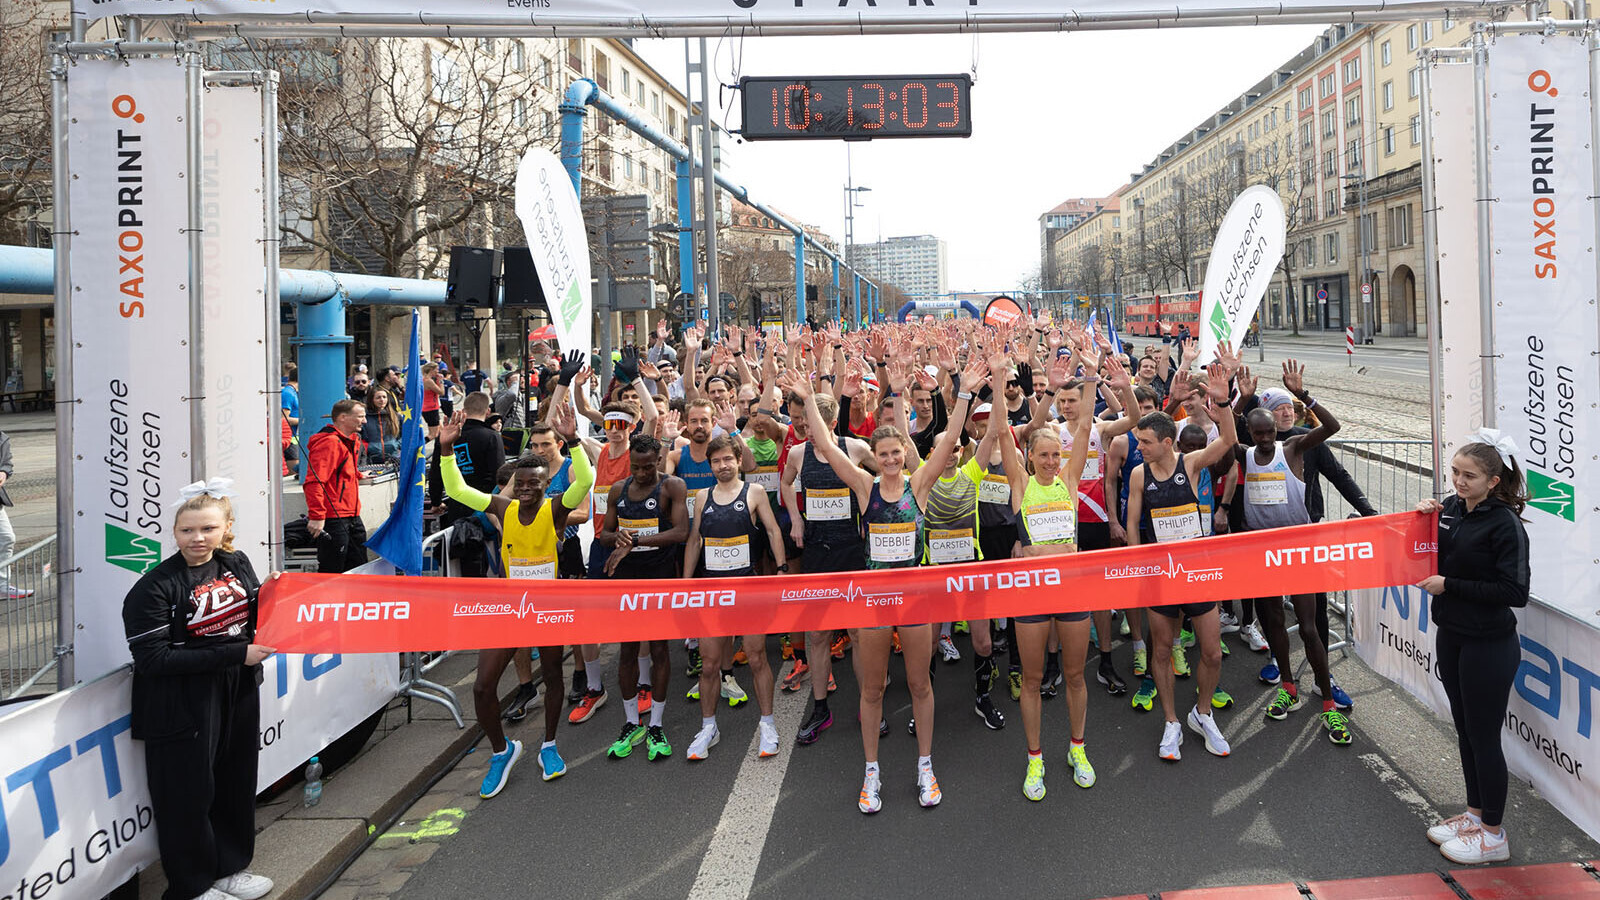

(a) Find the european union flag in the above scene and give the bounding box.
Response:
[367,310,427,575]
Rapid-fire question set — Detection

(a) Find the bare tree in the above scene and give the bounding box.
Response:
[0,0,58,247]
[1250,129,1311,335]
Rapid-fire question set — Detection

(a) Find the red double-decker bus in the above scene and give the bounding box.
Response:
[1122,291,1201,337]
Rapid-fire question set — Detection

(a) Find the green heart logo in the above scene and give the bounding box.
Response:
[105,523,162,574]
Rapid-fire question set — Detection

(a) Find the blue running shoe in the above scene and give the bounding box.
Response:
[1258,660,1281,685]
[480,739,523,798]
[1329,681,1354,710]
[539,744,566,781]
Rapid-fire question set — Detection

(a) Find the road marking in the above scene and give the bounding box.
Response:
[686,683,811,900]
[1359,751,1442,826]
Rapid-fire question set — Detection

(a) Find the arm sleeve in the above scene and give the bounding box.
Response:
[835,394,853,439]
[562,445,595,508]
[441,453,492,512]
[1445,512,1531,608]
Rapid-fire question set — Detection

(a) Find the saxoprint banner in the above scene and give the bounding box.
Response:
[1352,586,1600,843]
[67,57,195,684]
[69,0,1473,27]
[1486,33,1599,620]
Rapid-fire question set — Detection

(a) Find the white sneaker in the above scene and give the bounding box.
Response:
[1217,609,1241,633]
[197,890,239,900]
[938,635,961,663]
[1158,720,1183,761]
[719,674,748,708]
[213,873,274,900]
[917,766,942,808]
[858,771,883,814]
[1439,825,1510,864]
[1186,706,1231,757]
[686,722,720,761]
[757,720,780,758]
[1428,812,1477,846]
[1242,621,1269,652]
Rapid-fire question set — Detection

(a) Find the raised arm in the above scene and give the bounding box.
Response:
[438,411,513,519]
[913,358,986,498]
[1280,359,1340,460]
[1188,344,1241,473]
[780,372,874,497]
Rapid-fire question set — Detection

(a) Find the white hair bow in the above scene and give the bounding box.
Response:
[1466,427,1518,469]
[176,477,237,504]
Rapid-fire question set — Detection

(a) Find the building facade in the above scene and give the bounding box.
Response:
[1039,197,1119,297]
[849,234,948,300]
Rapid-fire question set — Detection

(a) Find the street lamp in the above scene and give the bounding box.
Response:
[1341,172,1371,338]
[844,185,870,322]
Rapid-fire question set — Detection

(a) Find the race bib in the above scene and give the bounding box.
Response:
[508,556,556,580]
[1247,472,1288,505]
[748,466,781,493]
[806,487,851,522]
[978,474,1011,506]
[868,521,918,563]
[1024,501,1076,543]
[620,517,660,552]
[1082,446,1102,481]
[703,535,752,572]
[1151,503,1204,543]
[928,528,975,564]
[593,484,613,517]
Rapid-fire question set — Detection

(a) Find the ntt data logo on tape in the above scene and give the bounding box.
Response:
[619,589,736,611]
[296,601,411,622]
[1103,553,1224,583]
[451,594,575,622]
[104,523,161,575]
[1263,541,1374,567]
[779,582,906,607]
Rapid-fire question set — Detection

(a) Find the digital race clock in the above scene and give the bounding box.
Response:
[738,75,973,141]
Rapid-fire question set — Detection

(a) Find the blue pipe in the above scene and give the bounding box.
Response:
[853,272,860,326]
[291,292,351,477]
[0,246,52,294]
[675,157,695,299]
[558,79,596,198]
[794,233,806,322]
[831,259,840,322]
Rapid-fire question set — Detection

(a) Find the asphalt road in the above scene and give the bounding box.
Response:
[342,624,1598,900]
[1250,336,1431,385]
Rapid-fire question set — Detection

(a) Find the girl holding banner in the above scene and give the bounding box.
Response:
[121,481,276,900]
[1415,431,1531,865]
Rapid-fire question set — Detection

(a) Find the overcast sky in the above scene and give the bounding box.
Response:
[633,25,1326,294]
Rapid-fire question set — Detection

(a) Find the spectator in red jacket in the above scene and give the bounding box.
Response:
[304,399,369,573]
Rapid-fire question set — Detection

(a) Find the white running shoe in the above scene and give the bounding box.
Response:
[917,767,942,808]
[1217,609,1241,633]
[1241,621,1269,652]
[686,723,720,761]
[719,674,749,708]
[1158,720,1183,761]
[1428,812,1476,845]
[859,771,883,814]
[938,635,961,663]
[1186,706,1231,757]
[213,873,274,900]
[1439,825,1511,865]
[196,890,239,900]
[757,720,780,758]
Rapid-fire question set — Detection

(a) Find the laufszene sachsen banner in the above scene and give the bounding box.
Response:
[258,514,1433,653]
[66,57,194,684]
[1486,33,1599,619]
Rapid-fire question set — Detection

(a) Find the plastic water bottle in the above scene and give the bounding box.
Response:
[303,757,323,808]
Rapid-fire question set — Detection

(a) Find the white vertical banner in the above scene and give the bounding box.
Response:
[514,148,592,356]
[67,57,195,683]
[1352,586,1600,843]
[199,83,272,557]
[1427,59,1485,465]
[1487,33,1600,620]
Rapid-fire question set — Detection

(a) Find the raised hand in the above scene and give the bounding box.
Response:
[959,356,990,395]
[1206,354,1233,406]
[558,349,586,386]
[1282,359,1306,394]
[726,327,745,355]
[841,366,863,399]
[778,371,812,402]
[1179,337,1200,369]
[638,359,661,382]
[657,319,671,342]
[615,346,640,382]
[715,402,739,433]
[437,410,466,446]
[1104,354,1132,392]
[867,332,890,365]
[1236,365,1258,400]
[1211,340,1240,380]
[936,336,958,372]
[913,365,938,393]
[1048,351,1075,390]
[659,409,681,444]
[549,397,578,440]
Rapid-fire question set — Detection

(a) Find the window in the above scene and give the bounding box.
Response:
[1302,238,1316,267]
[1407,25,1418,51]
[1408,66,1421,99]
[1320,73,1336,98]
[513,97,527,127]
[1381,40,1391,66]
[1423,21,1433,42]
[1323,148,1336,176]
[1345,96,1360,126]
[1322,110,1336,137]
[654,169,663,191]
[1324,189,1337,217]
[651,91,661,116]
[1325,232,1340,263]
[621,69,631,95]
[1383,126,1395,155]
[430,51,464,105]
[1347,138,1362,169]
[592,50,609,91]
[623,156,633,180]
[543,110,554,137]
[1382,81,1394,111]
[1360,212,1378,251]
[1302,121,1314,146]
[1410,114,1421,144]
[566,38,583,72]
[1343,59,1360,85]
[512,42,526,71]
[636,81,645,105]
[477,38,496,56]
[540,56,553,88]
[1389,204,1414,246]
[279,175,314,250]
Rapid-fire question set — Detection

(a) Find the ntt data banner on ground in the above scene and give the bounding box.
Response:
[0,669,156,900]
[1426,58,1484,465]
[258,514,1432,652]
[68,0,1480,27]
[1486,34,1600,619]
[199,82,274,561]
[1353,587,1600,843]
[67,58,194,684]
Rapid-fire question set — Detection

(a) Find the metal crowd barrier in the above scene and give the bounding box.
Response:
[396,526,464,728]
[0,535,60,700]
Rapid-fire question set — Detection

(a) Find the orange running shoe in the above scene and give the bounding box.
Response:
[780,635,795,660]
[831,633,852,659]
[781,660,810,692]
[891,630,903,655]
[733,648,749,666]
[637,690,653,715]
[567,688,608,724]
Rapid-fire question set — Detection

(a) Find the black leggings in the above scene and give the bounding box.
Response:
[1437,627,1520,828]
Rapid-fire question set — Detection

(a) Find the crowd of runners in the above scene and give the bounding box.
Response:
[432,315,1381,810]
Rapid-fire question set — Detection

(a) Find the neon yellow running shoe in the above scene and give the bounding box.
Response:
[1211,689,1235,710]
[1068,743,1096,788]
[1171,645,1192,678]
[607,723,646,759]
[1131,677,1156,712]
[1022,756,1046,801]
[1132,647,1148,677]
[1321,709,1354,745]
